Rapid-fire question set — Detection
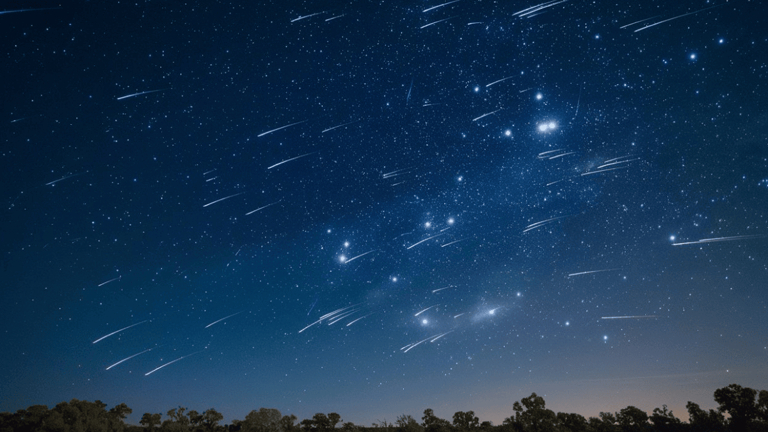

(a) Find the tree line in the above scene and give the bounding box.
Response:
[2,383,767,432]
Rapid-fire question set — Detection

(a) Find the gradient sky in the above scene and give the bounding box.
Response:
[2,0,767,427]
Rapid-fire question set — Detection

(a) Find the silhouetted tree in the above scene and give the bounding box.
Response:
[714,383,764,431]
[649,405,682,432]
[555,412,590,432]
[142,413,163,430]
[242,408,282,432]
[281,414,299,432]
[163,406,191,432]
[422,409,452,432]
[396,415,424,432]
[506,393,558,432]
[686,401,725,432]
[452,411,479,431]
[615,406,647,432]
[341,422,360,432]
[328,414,342,429]
[200,409,224,432]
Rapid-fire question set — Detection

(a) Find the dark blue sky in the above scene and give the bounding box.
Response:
[1,0,767,426]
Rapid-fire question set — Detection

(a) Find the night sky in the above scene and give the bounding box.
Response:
[2,0,767,426]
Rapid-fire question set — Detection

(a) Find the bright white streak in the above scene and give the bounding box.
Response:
[346,314,372,327]
[549,151,576,160]
[245,200,281,215]
[205,176,218,182]
[597,158,640,169]
[202,192,245,208]
[328,309,360,325]
[116,88,169,101]
[432,286,452,293]
[472,108,502,122]
[603,155,634,164]
[441,238,467,247]
[524,215,568,231]
[580,166,628,176]
[343,249,377,264]
[45,172,83,186]
[403,336,433,353]
[512,0,558,16]
[517,0,568,17]
[325,14,345,22]
[290,11,325,22]
[203,169,216,176]
[257,120,307,137]
[0,7,61,15]
[601,315,658,320]
[414,305,438,317]
[267,152,316,170]
[423,0,461,13]
[546,179,566,186]
[486,76,514,87]
[322,119,360,133]
[453,313,465,318]
[407,233,445,250]
[634,5,722,33]
[620,16,661,29]
[98,276,121,287]
[672,235,765,246]
[106,348,153,370]
[431,331,453,342]
[92,320,148,344]
[568,268,619,277]
[204,311,243,329]
[144,351,201,376]
[538,149,563,158]
[420,16,454,29]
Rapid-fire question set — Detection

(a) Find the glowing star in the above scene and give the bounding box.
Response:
[603,335,608,341]
[425,222,432,228]
[537,121,557,133]
[339,255,347,263]
[457,176,463,182]
[422,319,428,325]
[391,276,398,282]
[504,129,512,137]
[447,218,455,225]
[474,86,480,92]
[536,93,543,100]
[690,53,696,60]
[670,235,676,241]
[565,321,570,326]
[344,241,350,247]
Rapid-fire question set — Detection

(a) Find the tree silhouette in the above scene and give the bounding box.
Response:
[396,414,424,432]
[142,413,163,430]
[714,383,761,431]
[649,405,682,432]
[242,408,283,432]
[452,411,479,431]
[616,406,648,432]
[686,401,725,432]
[506,393,558,432]
[422,409,452,432]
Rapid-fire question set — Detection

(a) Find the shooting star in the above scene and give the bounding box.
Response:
[420,16,455,29]
[537,149,564,159]
[472,108,503,122]
[106,347,155,370]
[601,315,658,320]
[144,351,202,376]
[423,0,461,13]
[346,314,372,326]
[322,119,360,133]
[97,276,121,287]
[430,331,453,342]
[414,305,438,317]
[407,233,445,250]
[432,286,453,293]
[202,191,245,208]
[522,215,569,233]
[441,238,467,248]
[672,235,765,246]
[45,172,84,186]
[203,169,216,176]
[342,249,377,264]
[633,4,722,33]
[619,15,661,29]
[383,168,412,179]
[513,0,568,18]
[116,88,170,101]
[0,7,61,15]
[580,166,628,176]
[267,152,317,170]
[549,151,576,160]
[406,77,414,105]
[245,200,281,215]
[92,320,148,344]
[568,268,619,277]
[328,309,361,325]
[290,11,325,22]
[204,311,244,329]
[486,76,514,87]
[257,120,307,137]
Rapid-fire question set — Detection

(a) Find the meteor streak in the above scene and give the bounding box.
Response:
[246,200,281,215]
[414,305,438,316]
[116,88,170,101]
[342,249,377,264]
[145,351,202,376]
[267,152,317,170]
[106,347,154,370]
[257,120,307,137]
[407,233,445,250]
[601,315,658,320]
[568,268,619,277]
[92,320,148,344]
[203,192,245,208]
[204,311,244,328]
[423,0,461,12]
[672,235,765,246]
